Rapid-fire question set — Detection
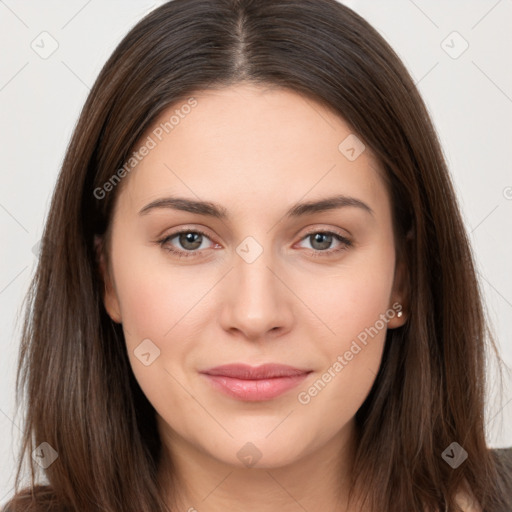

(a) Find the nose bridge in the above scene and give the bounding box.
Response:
[219,235,293,338]
[237,247,277,300]
[235,240,281,313]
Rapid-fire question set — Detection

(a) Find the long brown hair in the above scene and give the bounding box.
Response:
[4,1,511,511]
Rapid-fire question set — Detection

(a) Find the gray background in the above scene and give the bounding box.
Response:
[1,0,511,504]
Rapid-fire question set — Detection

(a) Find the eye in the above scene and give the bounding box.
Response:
[157,228,352,260]
[296,230,352,258]
[157,228,216,259]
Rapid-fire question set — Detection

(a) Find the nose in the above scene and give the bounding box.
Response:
[218,246,294,341]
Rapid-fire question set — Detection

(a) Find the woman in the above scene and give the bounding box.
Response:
[3,0,511,511]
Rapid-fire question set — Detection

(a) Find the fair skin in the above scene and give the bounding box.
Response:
[99,83,409,511]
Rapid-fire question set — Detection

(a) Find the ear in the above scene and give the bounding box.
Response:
[94,235,122,324]
[387,248,409,329]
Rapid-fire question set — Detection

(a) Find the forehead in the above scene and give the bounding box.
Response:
[115,84,389,220]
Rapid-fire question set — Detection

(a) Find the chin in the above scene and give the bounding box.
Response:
[219,434,314,469]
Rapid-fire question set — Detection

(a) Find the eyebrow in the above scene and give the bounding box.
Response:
[138,194,374,219]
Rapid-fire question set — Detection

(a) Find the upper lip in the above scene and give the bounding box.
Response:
[200,363,312,380]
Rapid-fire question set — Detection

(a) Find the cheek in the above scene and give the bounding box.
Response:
[296,243,395,404]
[290,273,394,459]
[110,250,205,412]
[112,245,210,345]
[305,247,396,342]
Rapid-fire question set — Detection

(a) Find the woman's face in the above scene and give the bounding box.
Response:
[100,83,406,470]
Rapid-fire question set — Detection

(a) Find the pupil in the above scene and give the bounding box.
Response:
[313,233,331,250]
[181,232,201,249]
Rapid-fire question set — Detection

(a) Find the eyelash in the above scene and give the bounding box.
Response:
[157,228,352,260]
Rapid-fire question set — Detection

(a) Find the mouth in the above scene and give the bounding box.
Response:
[199,363,313,401]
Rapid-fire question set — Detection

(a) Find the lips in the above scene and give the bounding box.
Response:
[201,363,310,379]
[200,363,312,401]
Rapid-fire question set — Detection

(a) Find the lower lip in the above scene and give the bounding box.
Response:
[201,373,310,401]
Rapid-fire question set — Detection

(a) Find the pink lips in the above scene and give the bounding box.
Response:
[200,363,312,401]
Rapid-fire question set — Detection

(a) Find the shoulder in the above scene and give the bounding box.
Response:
[492,445,512,466]
[455,447,512,512]
[454,489,482,512]
[490,445,512,492]
[1,484,66,512]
